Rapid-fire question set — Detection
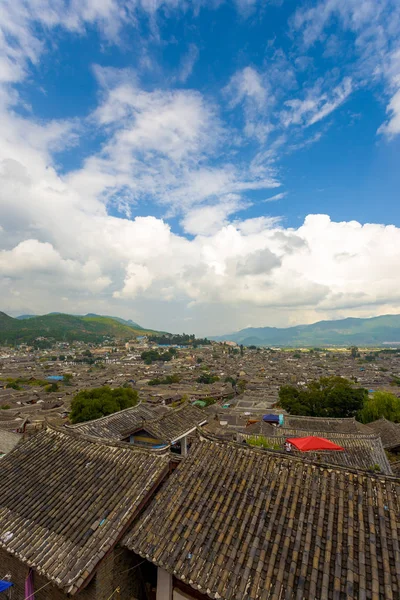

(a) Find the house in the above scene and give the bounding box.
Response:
[366,417,400,452]
[237,428,393,474]
[124,432,400,600]
[67,404,207,456]
[0,426,170,599]
[65,402,162,440]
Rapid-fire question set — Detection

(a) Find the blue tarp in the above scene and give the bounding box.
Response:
[263,414,280,423]
[46,375,64,381]
[0,581,13,592]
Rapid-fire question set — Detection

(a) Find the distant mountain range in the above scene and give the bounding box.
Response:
[0,312,163,344]
[211,315,400,347]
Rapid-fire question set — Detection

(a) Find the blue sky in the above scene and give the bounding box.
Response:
[1,0,400,334]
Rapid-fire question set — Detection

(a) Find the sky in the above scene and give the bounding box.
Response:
[0,0,400,336]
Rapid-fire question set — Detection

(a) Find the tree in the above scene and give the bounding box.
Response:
[63,373,73,384]
[197,373,219,384]
[224,376,237,387]
[278,376,368,418]
[69,386,138,424]
[45,382,59,393]
[349,346,359,358]
[359,391,400,423]
[240,344,244,357]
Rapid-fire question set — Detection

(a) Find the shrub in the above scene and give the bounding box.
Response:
[69,386,138,424]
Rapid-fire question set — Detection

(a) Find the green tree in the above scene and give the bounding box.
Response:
[197,373,219,384]
[69,386,138,424]
[349,346,359,358]
[240,344,244,357]
[45,382,59,393]
[63,373,73,384]
[278,376,367,418]
[236,379,247,394]
[359,391,400,423]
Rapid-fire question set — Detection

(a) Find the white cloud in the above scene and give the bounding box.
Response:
[282,77,353,128]
[292,0,400,137]
[378,89,400,136]
[1,0,400,335]
[226,67,267,109]
[177,44,199,83]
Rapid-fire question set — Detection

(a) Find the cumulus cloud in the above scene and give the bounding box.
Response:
[1,0,400,335]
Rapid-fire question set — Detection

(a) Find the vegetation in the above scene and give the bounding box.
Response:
[196,373,220,384]
[45,382,59,393]
[359,391,400,423]
[0,311,162,345]
[141,348,177,364]
[278,376,368,418]
[69,386,138,424]
[0,405,10,410]
[1,377,50,389]
[202,397,217,406]
[148,374,182,385]
[246,436,281,450]
[148,333,211,347]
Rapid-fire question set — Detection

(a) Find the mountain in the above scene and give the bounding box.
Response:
[85,314,143,330]
[0,312,163,344]
[16,314,37,320]
[212,315,400,347]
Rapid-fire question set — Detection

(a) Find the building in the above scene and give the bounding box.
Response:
[124,432,400,600]
[0,426,170,599]
[67,404,207,455]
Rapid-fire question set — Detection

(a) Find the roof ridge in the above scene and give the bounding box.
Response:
[198,430,400,480]
[67,400,151,428]
[47,423,171,455]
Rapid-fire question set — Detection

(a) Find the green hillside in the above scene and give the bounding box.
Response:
[0,312,163,345]
[212,314,400,347]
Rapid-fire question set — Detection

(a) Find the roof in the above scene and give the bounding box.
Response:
[140,405,207,443]
[238,429,393,474]
[67,404,207,445]
[0,427,170,594]
[366,418,400,449]
[125,434,400,600]
[66,403,163,440]
[284,415,372,433]
[0,430,21,455]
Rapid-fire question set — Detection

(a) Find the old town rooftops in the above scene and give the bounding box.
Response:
[65,403,162,439]
[67,403,207,444]
[0,427,170,595]
[124,432,400,600]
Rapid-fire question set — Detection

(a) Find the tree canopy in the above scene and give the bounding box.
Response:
[69,386,138,424]
[141,348,177,364]
[278,376,368,418]
[359,391,400,423]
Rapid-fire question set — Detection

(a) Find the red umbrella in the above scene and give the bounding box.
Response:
[286,436,344,452]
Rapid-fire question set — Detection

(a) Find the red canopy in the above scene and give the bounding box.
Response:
[286,436,344,452]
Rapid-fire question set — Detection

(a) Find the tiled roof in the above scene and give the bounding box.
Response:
[66,403,161,439]
[0,430,21,455]
[366,418,400,449]
[237,429,393,474]
[0,427,170,595]
[142,405,207,443]
[125,433,400,600]
[284,415,371,433]
[68,404,207,444]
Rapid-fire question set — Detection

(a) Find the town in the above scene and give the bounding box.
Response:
[0,332,399,599]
